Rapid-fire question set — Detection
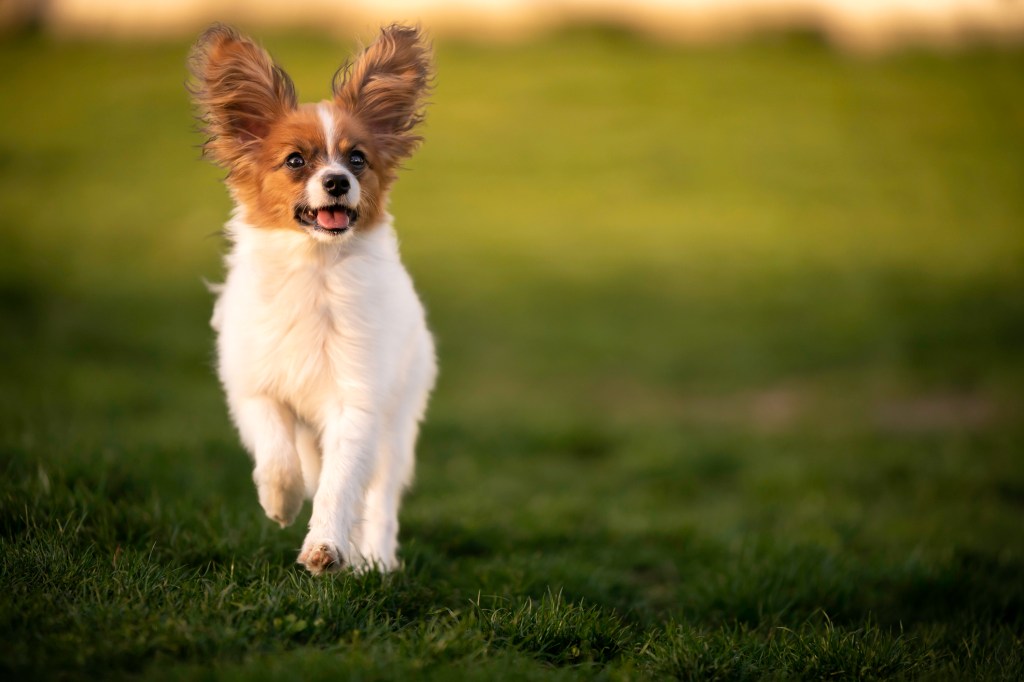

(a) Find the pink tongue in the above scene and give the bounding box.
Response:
[316,208,350,230]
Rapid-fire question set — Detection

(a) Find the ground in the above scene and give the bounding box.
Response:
[1,27,1022,679]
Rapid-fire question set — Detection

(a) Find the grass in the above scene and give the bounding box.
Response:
[2,25,1023,679]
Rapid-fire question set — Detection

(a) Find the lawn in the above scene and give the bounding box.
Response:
[1,25,1023,679]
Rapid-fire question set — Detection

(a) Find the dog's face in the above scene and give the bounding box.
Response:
[188,24,431,242]
[233,105,384,241]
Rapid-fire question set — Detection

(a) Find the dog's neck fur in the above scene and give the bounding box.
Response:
[225,210,399,274]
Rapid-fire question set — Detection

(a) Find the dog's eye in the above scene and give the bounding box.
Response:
[348,150,366,172]
[284,152,305,170]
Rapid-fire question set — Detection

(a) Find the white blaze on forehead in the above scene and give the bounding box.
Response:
[304,103,361,210]
[317,102,337,162]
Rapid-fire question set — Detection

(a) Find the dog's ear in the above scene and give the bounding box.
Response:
[333,25,433,163]
[187,24,297,168]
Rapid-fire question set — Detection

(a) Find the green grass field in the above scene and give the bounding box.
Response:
[2,26,1023,679]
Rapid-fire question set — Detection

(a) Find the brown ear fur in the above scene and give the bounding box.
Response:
[187,24,297,169]
[332,25,433,164]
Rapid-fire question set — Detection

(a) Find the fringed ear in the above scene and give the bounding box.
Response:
[332,25,433,163]
[187,24,297,168]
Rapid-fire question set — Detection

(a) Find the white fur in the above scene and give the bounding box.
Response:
[308,103,360,210]
[212,210,436,573]
[317,102,337,157]
[305,164,359,210]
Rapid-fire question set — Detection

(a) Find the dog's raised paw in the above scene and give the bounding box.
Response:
[298,541,343,575]
[254,465,304,528]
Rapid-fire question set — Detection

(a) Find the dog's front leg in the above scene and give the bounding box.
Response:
[298,406,377,575]
[231,395,305,528]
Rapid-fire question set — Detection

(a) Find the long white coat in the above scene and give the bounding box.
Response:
[212,211,436,572]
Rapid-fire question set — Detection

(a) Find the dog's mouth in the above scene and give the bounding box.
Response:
[295,204,359,234]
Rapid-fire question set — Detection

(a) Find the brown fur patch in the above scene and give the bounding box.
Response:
[333,25,433,174]
[232,106,325,231]
[187,24,297,170]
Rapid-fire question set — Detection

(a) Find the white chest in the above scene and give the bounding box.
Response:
[215,246,365,423]
[213,220,419,426]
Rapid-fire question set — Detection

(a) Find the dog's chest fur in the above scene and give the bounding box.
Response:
[213,219,409,425]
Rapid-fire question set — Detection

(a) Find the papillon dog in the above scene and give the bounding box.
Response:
[187,24,436,574]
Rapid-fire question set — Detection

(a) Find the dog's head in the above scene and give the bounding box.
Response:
[188,24,432,242]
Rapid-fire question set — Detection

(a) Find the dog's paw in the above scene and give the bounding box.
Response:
[254,464,305,528]
[354,535,399,574]
[349,553,399,575]
[298,540,344,575]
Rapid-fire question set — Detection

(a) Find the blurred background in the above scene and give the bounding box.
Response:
[5,0,1024,49]
[1,0,1022,555]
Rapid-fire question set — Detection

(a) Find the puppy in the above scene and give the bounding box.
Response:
[187,24,436,574]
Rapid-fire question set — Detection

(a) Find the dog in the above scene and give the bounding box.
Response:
[187,24,436,575]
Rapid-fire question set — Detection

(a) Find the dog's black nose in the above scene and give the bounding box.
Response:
[323,174,350,198]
